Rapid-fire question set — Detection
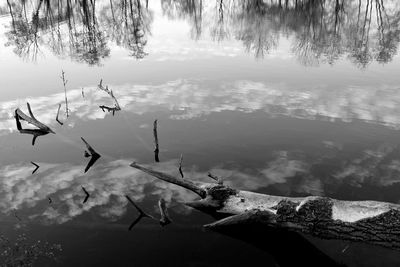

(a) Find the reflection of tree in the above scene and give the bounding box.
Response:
[163,0,400,67]
[161,0,203,39]
[99,0,153,59]
[4,0,153,64]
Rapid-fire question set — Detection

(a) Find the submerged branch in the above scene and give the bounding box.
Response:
[81,186,90,204]
[81,137,101,173]
[158,198,172,226]
[56,104,63,125]
[125,195,155,230]
[153,119,159,162]
[15,103,55,145]
[31,161,39,174]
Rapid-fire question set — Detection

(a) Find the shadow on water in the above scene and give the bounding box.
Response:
[208,221,346,267]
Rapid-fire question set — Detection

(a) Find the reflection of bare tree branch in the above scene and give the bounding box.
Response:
[31,161,39,174]
[158,199,172,226]
[98,79,121,115]
[153,119,160,162]
[125,195,155,230]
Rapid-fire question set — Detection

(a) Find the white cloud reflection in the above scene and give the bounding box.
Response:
[1,80,400,137]
[0,152,325,224]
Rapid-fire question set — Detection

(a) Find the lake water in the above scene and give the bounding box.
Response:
[1,0,400,266]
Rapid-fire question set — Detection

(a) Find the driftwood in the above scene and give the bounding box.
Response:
[178,154,184,178]
[81,137,101,173]
[158,199,172,226]
[81,186,90,204]
[56,104,63,125]
[98,79,121,115]
[130,162,400,251]
[30,161,39,174]
[15,103,55,145]
[153,120,160,162]
[125,195,155,230]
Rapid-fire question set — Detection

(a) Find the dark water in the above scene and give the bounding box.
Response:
[1,0,400,266]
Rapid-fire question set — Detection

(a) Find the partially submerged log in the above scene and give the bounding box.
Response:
[81,137,101,173]
[15,103,55,145]
[130,162,400,251]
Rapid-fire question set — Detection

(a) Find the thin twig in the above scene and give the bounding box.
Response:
[31,161,39,174]
[56,104,63,125]
[81,186,90,204]
[178,154,184,178]
[208,172,223,185]
[60,70,69,117]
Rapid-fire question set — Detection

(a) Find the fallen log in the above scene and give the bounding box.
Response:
[130,162,400,251]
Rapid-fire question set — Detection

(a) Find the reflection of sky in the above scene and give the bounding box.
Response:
[2,80,400,137]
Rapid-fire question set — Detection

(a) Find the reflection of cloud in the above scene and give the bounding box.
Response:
[0,159,199,224]
[0,152,325,224]
[333,145,400,187]
[2,80,400,137]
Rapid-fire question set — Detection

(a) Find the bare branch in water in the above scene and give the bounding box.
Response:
[14,102,55,145]
[60,70,69,117]
[48,197,53,204]
[81,186,90,204]
[178,154,184,178]
[31,161,39,174]
[158,199,172,226]
[56,104,63,125]
[98,79,121,115]
[153,119,160,162]
[125,195,155,230]
[13,209,21,221]
[82,88,85,98]
[81,137,101,173]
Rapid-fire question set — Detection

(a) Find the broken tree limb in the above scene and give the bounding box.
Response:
[130,162,400,251]
[153,120,160,162]
[81,186,90,204]
[81,137,101,173]
[130,162,206,198]
[30,161,39,174]
[56,104,63,125]
[125,195,155,230]
[158,198,172,226]
[178,154,184,178]
[60,70,69,117]
[208,172,223,185]
[15,103,55,145]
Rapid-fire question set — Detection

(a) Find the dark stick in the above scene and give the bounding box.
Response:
[56,104,63,125]
[31,161,39,174]
[153,119,159,162]
[125,195,155,230]
[81,186,90,204]
[158,198,172,226]
[178,154,184,178]
[81,137,101,173]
